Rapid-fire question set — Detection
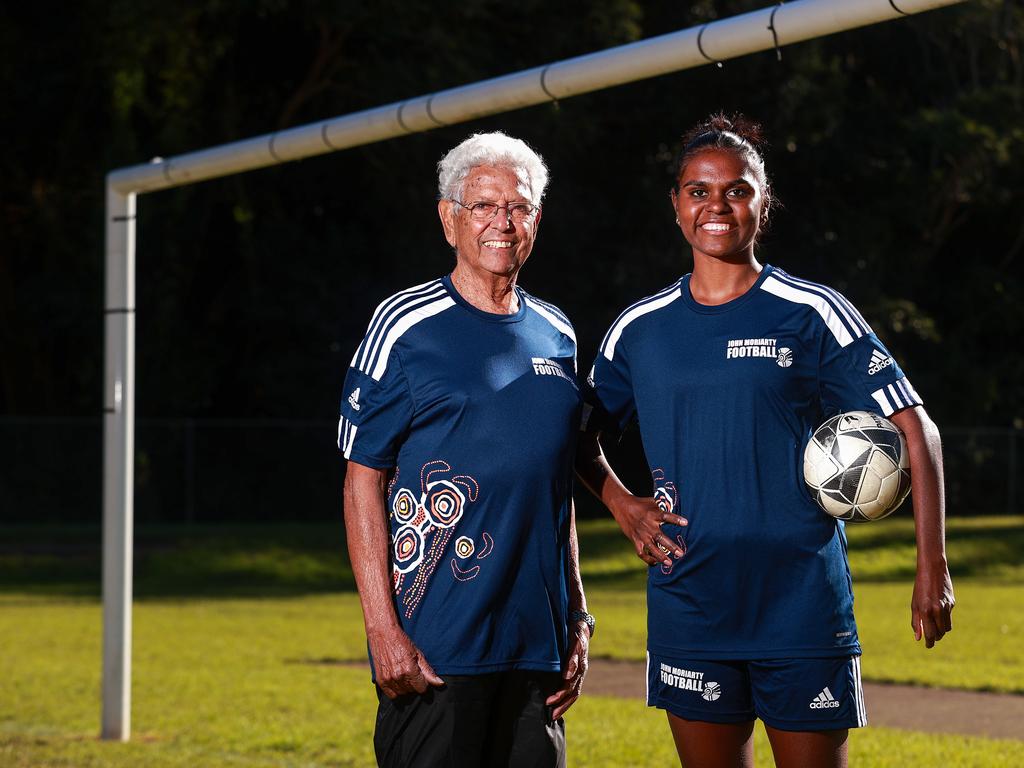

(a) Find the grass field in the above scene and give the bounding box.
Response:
[1,515,1022,766]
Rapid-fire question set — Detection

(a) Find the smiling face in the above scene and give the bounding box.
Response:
[671,147,764,263]
[438,164,541,281]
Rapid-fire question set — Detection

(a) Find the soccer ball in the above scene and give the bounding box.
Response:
[803,411,911,522]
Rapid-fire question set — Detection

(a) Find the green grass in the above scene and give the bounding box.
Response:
[2,593,1023,767]
[0,594,375,767]
[0,516,1021,766]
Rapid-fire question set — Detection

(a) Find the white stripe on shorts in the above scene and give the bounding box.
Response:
[852,656,867,726]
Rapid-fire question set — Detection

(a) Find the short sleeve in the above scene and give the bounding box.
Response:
[581,338,637,438]
[337,347,414,468]
[819,330,924,418]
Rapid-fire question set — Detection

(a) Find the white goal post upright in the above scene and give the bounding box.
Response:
[103,188,136,740]
[102,0,966,740]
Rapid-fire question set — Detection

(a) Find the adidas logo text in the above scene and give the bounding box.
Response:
[868,350,894,376]
[347,388,361,411]
[809,687,841,709]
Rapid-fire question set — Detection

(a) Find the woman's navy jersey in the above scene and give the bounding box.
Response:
[584,265,923,660]
[339,275,581,675]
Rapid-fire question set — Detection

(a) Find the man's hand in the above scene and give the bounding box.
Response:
[368,624,445,699]
[545,622,590,720]
[610,495,687,567]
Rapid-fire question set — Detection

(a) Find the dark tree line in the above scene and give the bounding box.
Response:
[2,1,1021,520]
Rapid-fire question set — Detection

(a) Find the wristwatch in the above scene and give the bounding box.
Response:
[569,609,596,639]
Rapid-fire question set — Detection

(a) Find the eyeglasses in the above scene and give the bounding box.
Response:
[452,199,539,223]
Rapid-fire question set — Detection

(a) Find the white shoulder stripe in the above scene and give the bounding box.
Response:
[355,285,448,371]
[368,296,456,381]
[524,296,577,370]
[761,275,855,347]
[768,272,867,341]
[526,293,570,322]
[354,280,444,369]
[365,279,440,335]
[602,286,682,361]
[599,282,681,353]
[524,296,576,344]
[775,271,871,335]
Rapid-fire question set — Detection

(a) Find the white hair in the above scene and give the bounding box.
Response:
[437,132,549,206]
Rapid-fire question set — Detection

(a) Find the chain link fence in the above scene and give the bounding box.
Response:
[0,418,1019,524]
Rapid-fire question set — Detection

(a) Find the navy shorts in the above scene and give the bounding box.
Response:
[646,652,867,732]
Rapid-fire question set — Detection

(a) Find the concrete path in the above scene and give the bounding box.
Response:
[585,658,1024,741]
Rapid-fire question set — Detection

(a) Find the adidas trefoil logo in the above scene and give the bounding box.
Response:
[347,387,361,411]
[809,686,841,709]
[868,350,894,376]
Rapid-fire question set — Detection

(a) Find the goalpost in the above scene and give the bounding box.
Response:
[102,0,966,740]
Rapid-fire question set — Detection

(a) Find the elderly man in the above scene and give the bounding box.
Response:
[338,132,591,768]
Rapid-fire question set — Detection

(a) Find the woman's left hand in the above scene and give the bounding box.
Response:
[911,558,955,648]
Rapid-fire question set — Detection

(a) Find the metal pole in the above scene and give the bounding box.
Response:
[102,185,136,740]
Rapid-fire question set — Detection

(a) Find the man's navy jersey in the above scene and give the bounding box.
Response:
[339,274,581,675]
[584,265,922,660]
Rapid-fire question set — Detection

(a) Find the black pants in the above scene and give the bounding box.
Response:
[373,670,566,768]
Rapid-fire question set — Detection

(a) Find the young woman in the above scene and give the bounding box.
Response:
[577,114,955,768]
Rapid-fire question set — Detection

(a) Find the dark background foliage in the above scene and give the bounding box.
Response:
[2,0,1021,522]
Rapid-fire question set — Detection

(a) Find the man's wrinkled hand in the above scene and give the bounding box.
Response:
[545,623,590,720]
[368,625,445,699]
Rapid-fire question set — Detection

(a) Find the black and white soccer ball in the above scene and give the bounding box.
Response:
[803,411,911,522]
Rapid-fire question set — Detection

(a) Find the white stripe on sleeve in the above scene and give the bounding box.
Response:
[871,387,893,415]
[343,424,358,459]
[897,377,923,406]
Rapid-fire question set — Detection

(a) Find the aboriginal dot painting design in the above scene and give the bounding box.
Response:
[389,460,487,618]
[652,468,687,575]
